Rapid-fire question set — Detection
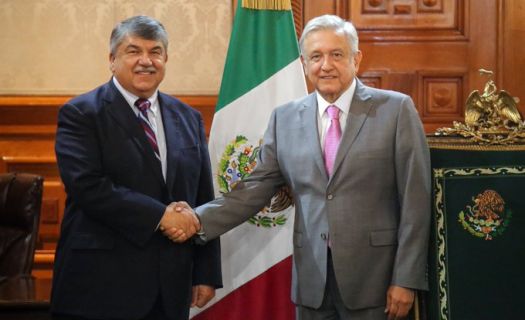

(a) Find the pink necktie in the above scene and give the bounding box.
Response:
[135,98,161,161]
[323,105,342,176]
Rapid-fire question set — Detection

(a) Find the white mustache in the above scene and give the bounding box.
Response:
[134,68,156,73]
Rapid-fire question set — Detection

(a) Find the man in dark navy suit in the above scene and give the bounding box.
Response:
[51,15,221,320]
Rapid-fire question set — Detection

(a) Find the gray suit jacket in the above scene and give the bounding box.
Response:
[197,79,430,310]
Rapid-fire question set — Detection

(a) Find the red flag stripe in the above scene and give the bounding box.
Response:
[192,256,294,320]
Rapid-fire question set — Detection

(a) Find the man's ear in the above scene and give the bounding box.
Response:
[109,54,115,72]
[300,55,307,75]
[353,50,363,72]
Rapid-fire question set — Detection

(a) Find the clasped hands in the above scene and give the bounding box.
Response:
[159,201,199,242]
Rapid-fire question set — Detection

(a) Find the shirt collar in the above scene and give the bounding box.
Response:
[112,77,159,114]
[317,78,356,117]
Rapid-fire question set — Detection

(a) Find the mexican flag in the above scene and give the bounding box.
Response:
[190,0,307,319]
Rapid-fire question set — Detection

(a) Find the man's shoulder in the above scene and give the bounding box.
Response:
[158,91,179,104]
[64,81,114,111]
[158,92,201,118]
[275,93,314,113]
[361,84,409,101]
[358,83,420,121]
[357,83,415,114]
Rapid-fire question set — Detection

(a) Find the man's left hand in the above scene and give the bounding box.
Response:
[191,285,215,308]
[384,285,415,320]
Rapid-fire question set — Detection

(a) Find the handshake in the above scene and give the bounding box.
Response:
[159,201,199,243]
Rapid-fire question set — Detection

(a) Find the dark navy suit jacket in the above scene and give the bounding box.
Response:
[51,80,221,319]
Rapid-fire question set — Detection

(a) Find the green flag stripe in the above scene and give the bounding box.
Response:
[216,4,300,111]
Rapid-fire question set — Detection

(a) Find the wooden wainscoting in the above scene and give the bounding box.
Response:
[0,95,216,140]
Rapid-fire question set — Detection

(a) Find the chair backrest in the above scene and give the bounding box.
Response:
[0,173,43,276]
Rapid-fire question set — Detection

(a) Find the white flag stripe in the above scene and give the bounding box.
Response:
[208,58,306,178]
[190,59,305,318]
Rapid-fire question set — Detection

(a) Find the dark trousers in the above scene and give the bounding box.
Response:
[52,293,171,320]
[296,250,386,320]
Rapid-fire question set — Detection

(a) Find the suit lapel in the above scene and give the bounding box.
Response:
[330,80,373,181]
[105,81,164,185]
[159,94,179,198]
[299,94,328,180]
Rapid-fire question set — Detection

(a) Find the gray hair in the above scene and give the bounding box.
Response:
[110,15,168,56]
[299,15,359,57]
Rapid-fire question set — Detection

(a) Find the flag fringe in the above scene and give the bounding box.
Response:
[241,0,292,11]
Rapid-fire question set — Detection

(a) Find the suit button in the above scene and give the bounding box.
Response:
[321,233,327,240]
[327,194,333,200]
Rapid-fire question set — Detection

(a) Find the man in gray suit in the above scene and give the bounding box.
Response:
[167,14,430,320]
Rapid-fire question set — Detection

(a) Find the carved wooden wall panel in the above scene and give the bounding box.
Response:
[418,71,467,124]
[359,70,387,88]
[500,0,525,113]
[291,0,304,38]
[303,0,349,20]
[353,0,460,33]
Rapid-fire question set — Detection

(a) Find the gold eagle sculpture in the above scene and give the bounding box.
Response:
[464,69,522,129]
[435,69,525,144]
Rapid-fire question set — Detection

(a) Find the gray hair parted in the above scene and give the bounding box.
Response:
[299,15,359,57]
[110,15,168,56]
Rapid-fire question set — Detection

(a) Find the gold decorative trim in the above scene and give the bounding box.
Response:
[432,168,448,320]
[427,136,525,151]
[242,0,291,10]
